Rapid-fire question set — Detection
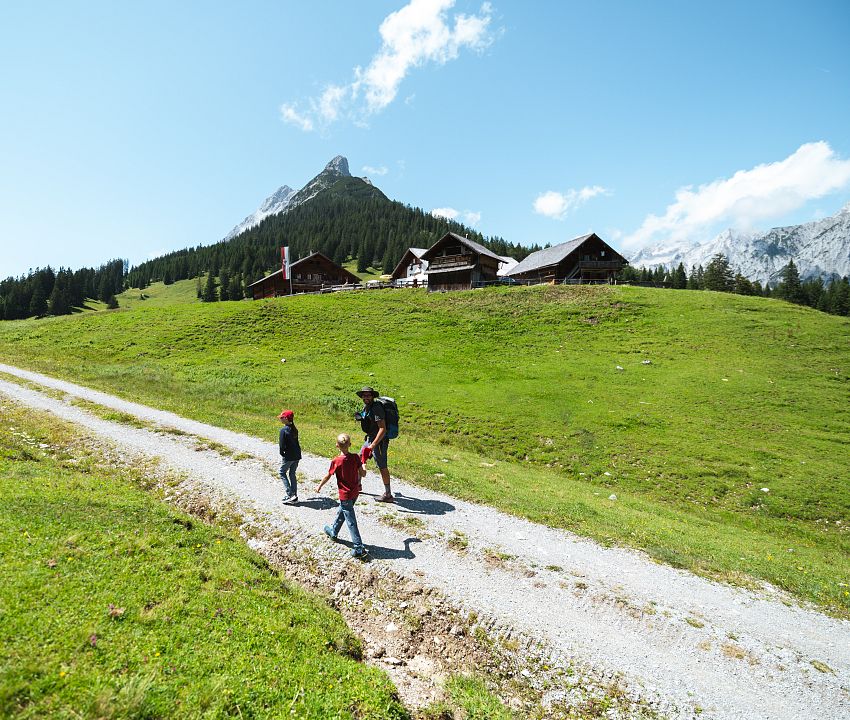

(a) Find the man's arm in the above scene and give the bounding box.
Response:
[369,419,386,448]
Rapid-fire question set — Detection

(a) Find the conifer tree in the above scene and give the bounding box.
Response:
[672,263,687,289]
[777,260,803,304]
[29,278,48,317]
[733,274,754,295]
[201,273,217,302]
[225,273,239,300]
[703,254,734,292]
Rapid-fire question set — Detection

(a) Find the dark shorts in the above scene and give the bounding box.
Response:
[368,437,390,469]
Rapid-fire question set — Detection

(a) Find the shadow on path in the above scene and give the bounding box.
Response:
[360,491,455,516]
[295,497,338,511]
[328,536,422,561]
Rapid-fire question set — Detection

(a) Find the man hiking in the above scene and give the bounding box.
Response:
[356,386,394,502]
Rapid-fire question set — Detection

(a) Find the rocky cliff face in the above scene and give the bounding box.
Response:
[223,156,354,241]
[631,202,850,284]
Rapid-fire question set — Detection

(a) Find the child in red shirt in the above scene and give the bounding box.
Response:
[315,433,367,558]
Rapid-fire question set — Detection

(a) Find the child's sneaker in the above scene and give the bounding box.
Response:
[323,525,337,541]
[350,547,368,559]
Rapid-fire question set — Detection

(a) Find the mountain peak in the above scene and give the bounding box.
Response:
[325,155,350,177]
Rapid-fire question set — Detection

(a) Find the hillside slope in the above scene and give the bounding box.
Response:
[0,284,847,613]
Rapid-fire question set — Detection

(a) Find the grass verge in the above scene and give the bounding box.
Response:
[0,400,406,719]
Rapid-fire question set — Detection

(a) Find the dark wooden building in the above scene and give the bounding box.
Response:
[506,233,627,284]
[421,232,504,292]
[247,252,361,299]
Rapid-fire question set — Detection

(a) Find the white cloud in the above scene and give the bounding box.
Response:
[431,207,481,225]
[280,104,313,132]
[363,164,389,176]
[623,141,850,251]
[431,207,459,220]
[281,0,496,131]
[533,186,608,220]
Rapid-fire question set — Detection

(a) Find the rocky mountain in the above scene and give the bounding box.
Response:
[631,202,850,284]
[224,185,296,242]
[224,156,367,241]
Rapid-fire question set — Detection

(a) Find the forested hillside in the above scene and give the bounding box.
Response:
[125,178,537,291]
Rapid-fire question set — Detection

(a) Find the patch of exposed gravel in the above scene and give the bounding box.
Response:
[1,363,848,720]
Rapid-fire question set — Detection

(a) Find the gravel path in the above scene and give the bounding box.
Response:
[1,362,848,720]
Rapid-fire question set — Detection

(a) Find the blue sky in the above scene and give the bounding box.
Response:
[2,0,849,278]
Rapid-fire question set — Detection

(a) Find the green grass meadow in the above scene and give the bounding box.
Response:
[0,403,407,719]
[0,281,848,615]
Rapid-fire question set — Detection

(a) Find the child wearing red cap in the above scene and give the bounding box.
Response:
[278,409,301,504]
[315,433,368,558]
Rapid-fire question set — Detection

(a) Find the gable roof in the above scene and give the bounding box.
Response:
[390,247,430,279]
[247,251,360,288]
[507,233,626,276]
[497,255,519,276]
[421,232,503,263]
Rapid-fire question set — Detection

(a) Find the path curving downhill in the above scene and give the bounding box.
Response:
[0,362,847,719]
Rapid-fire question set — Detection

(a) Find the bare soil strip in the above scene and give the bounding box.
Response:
[1,362,848,720]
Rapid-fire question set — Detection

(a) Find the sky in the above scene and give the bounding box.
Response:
[2,0,849,278]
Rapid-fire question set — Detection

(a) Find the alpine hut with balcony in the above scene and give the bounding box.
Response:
[506,233,627,284]
[247,251,361,299]
[421,232,504,292]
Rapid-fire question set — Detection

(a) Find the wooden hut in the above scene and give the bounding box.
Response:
[506,233,627,284]
[421,233,503,292]
[247,252,361,299]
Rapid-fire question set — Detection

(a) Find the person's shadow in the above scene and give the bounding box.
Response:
[332,536,422,561]
[389,491,455,516]
[296,497,338,510]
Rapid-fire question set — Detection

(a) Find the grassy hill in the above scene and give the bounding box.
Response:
[0,282,848,615]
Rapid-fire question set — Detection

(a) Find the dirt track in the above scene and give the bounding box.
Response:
[1,362,848,719]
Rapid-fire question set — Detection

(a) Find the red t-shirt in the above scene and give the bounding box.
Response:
[328,452,361,501]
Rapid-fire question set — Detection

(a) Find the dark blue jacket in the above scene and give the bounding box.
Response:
[279,424,302,461]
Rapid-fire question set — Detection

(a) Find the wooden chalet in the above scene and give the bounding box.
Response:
[506,233,627,284]
[247,252,361,299]
[390,247,429,286]
[421,232,504,292]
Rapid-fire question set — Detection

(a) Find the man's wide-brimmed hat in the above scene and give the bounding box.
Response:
[356,386,378,398]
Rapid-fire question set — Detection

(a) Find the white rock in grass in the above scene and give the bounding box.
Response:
[608,494,618,501]
[642,359,652,365]
[761,487,770,493]
[280,358,286,363]
[616,365,624,371]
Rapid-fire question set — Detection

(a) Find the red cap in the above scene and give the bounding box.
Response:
[278,409,294,420]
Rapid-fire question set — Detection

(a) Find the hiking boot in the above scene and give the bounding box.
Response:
[323,525,337,541]
[376,493,395,503]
